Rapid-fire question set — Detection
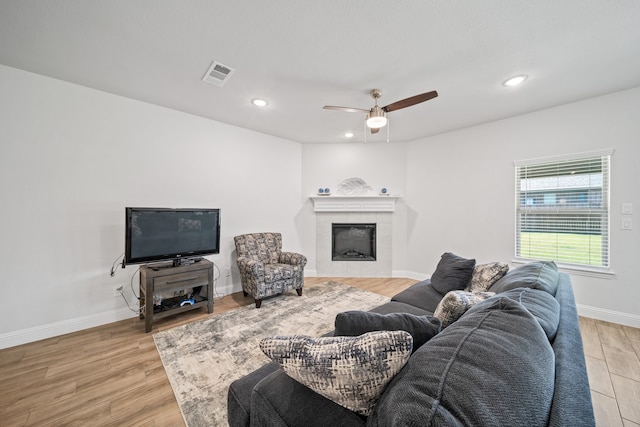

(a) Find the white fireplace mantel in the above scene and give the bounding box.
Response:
[310,195,400,212]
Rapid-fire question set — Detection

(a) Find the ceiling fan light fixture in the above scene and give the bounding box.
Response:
[366,107,387,128]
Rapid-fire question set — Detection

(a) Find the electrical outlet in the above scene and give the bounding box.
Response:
[113,285,123,297]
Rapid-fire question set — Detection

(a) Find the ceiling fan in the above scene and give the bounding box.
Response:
[323,88,438,134]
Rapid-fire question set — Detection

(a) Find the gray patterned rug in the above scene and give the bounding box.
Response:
[153,281,390,427]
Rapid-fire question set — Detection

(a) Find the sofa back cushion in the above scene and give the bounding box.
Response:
[429,252,476,295]
[498,287,560,341]
[368,297,555,427]
[489,260,559,295]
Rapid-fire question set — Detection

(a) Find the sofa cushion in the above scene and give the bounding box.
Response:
[498,287,560,341]
[369,300,434,316]
[227,362,280,427]
[433,290,495,328]
[489,260,559,295]
[368,297,555,427]
[259,331,412,416]
[429,252,476,295]
[466,262,510,292]
[390,280,442,313]
[334,311,441,352]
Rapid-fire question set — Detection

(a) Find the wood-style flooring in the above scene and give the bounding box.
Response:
[0,277,638,426]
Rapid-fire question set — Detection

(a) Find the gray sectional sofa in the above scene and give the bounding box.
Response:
[228,256,595,426]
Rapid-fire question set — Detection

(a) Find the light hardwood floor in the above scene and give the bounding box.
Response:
[0,277,638,426]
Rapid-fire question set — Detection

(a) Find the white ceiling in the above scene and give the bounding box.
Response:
[1,1,639,144]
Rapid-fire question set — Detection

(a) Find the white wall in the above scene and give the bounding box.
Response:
[2,62,638,349]
[405,87,640,327]
[0,65,303,348]
[300,142,409,276]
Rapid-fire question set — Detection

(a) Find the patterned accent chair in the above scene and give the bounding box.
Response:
[234,233,307,308]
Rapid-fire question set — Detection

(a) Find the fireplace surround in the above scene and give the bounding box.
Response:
[312,195,398,277]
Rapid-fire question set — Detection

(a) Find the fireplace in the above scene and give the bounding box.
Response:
[332,223,376,261]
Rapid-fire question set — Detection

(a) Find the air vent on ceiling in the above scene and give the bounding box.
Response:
[202,61,236,87]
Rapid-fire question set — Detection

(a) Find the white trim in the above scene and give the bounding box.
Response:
[578,304,640,329]
[513,149,615,166]
[0,307,138,350]
[310,195,400,212]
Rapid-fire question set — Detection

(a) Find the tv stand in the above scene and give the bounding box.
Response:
[139,259,214,332]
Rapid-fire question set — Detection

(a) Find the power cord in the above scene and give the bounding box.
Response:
[211,261,224,299]
[110,252,125,277]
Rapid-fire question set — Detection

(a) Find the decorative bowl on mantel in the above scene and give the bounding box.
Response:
[317,187,331,196]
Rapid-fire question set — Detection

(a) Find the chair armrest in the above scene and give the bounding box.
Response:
[279,252,307,267]
[236,257,266,281]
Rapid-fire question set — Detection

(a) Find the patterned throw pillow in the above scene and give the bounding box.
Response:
[466,262,510,293]
[259,331,413,415]
[434,290,495,328]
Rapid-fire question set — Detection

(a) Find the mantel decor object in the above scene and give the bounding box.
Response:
[337,177,372,196]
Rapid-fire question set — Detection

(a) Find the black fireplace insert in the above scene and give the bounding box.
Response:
[332,223,376,261]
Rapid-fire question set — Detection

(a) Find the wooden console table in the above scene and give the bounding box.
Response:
[139,259,214,332]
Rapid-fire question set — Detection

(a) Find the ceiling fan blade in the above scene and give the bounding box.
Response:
[323,105,370,113]
[382,90,438,113]
[370,127,380,134]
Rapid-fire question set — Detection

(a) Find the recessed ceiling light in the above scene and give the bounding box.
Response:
[503,74,528,87]
[252,98,268,107]
[344,132,355,138]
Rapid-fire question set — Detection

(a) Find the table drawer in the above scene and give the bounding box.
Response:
[153,269,209,292]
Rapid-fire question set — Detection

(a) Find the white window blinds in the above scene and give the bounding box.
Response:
[515,151,611,269]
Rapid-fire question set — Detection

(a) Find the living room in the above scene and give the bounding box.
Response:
[0,1,639,425]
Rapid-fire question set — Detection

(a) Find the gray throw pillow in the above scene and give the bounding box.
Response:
[334,311,441,352]
[429,252,476,295]
[259,331,412,416]
[369,297,555,426]
[489,260,559,295]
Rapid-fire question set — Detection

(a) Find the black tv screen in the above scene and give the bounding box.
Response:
[125,207,221,265]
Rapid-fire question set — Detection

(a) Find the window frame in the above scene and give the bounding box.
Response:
[514,150,613,273]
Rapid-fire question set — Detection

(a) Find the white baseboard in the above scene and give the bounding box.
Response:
[577,304,640,329]
[0,307,138,350]
[400,270,429,281]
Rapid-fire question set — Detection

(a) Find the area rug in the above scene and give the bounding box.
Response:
[153,281,390,427]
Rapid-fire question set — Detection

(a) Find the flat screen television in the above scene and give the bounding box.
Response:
[125,207,221,266]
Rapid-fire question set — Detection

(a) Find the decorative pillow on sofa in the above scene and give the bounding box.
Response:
[433,290,495,328]
[466,262,509,293]
[368,297,555,427]
[259,331,412,416]
[489,260,559,295]
[334,311,441,352]
[429,252,476,295]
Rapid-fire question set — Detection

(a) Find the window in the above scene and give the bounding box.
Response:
[515,151,612,269]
